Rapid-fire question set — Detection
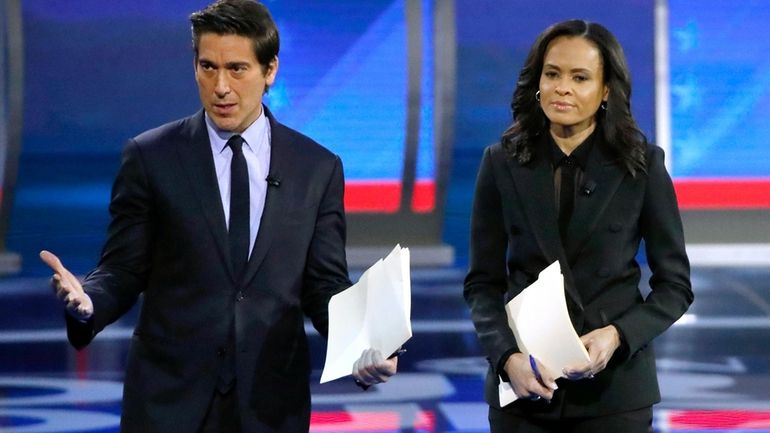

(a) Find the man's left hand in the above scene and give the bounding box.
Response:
[352,348,398,387]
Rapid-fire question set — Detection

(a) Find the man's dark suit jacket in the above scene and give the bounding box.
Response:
[66,108,351,433]
[464,136,694,418]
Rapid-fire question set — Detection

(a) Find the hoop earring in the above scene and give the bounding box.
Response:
[600,101,607,110]
[535,90,541,102]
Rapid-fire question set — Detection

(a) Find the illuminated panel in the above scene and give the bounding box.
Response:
[345,181,401,213]
[675,179,770,209]
[310,410,434,432]
[267,0,407,214]
[412,180,436,213]
[412,0,436,214]
[669,1,770,209]
[344,180,435,213]
[265,0,437,214]
[666,410,770,430]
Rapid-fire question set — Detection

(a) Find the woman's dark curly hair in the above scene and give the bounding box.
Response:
[501,20,647,176]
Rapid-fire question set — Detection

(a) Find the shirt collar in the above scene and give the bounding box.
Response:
[548,127,596,169]
[205,107,269,154]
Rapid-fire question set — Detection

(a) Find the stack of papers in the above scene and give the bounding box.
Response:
[320,245,412,383]
[499,261,590,406]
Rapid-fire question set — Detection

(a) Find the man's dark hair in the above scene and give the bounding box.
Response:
[501,20,647,177]
[190,0,279,71]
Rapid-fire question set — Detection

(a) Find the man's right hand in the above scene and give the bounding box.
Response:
[39,250,93,321]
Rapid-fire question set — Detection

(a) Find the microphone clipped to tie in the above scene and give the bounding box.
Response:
[582,180,596,196]
[266,175,281,187]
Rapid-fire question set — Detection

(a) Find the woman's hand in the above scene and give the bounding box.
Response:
[563,325,621,380]
[503,352,558,402]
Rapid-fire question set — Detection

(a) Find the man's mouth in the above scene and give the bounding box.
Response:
[213,103,237,114]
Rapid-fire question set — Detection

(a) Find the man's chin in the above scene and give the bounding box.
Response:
[209,115,239,132]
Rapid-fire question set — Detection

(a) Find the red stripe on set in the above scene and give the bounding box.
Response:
[674,179,770,209]
[344,180,436,213]
[667,409,770,429]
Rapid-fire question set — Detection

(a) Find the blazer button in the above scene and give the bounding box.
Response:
[217,347,227,357]
[236,291,245,302]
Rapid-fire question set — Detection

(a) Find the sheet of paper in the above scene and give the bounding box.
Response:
[498,375,517,406]
[499,261,590,406]
[320,245,412,383]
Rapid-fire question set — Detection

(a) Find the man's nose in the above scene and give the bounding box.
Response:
[214,72,230,97]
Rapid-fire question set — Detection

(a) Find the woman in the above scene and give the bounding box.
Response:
[464,20,693,432]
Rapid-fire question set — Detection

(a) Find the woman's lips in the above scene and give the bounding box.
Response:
[550,101,574,111]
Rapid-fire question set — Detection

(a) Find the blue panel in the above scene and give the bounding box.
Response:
[669,0,770,178]
[267,0,407,180]
[416,0,435,180]
[21,0,436,183]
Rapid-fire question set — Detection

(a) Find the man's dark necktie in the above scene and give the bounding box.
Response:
[228,135,250,280]
[558,157,576,244]
[218,134,249,393]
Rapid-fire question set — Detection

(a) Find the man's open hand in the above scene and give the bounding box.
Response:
[39,250,93,321]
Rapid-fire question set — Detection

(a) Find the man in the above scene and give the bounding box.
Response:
[40,1,397,432]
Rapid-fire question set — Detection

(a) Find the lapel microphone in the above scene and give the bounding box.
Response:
[582,180,596,196]
[266,175,281,187]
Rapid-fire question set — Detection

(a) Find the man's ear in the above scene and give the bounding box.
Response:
[265,56,279,86]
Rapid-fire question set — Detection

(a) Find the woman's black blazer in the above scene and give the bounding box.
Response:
[464,136,694,418]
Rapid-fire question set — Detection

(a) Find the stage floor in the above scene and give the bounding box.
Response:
[1,264,769,432]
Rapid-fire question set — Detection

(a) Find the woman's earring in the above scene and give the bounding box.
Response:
[601,101,607,110]
[535,90,541,102]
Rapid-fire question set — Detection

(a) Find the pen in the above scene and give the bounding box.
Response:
[529,354,544,384]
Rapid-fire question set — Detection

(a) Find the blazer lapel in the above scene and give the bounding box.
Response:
[176,111,235,282]
[504,142,583,309]
[240,108,287,287]
[564,145,626,262]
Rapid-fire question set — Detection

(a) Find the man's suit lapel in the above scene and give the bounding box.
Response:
[240,108,286,287]
[564,144,626,262]
[504,142,583,309]
[176,111,236,282]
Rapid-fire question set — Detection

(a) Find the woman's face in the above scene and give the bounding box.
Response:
[539,36,608,136]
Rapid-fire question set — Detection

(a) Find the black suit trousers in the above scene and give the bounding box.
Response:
[199,387,242,433]
[489,405,653,433]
